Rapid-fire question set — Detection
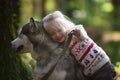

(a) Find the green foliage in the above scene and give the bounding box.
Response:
[0,50,34,80]
[56,0,113,29]
[19,57,34,80]
[104,42,120,64]
[115,62,120,74]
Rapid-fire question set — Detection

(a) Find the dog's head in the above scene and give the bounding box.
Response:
[11,18,45,53]
[11,32,32,54]
[11,18,56,54]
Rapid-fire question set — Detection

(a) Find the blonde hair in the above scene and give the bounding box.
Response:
[43,11,75,31]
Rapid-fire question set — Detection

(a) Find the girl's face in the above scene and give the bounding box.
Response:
[45,26,67,43]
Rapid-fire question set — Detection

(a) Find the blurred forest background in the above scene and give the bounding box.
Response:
[0,0,120,80]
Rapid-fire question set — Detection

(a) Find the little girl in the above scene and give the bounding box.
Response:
[42,11,116,80]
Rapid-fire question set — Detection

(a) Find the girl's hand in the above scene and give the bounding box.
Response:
[72,29,80,37]
[71,29,84,41]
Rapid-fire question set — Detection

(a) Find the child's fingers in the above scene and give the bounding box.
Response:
[69,29,80,37]
[73,29,80,36]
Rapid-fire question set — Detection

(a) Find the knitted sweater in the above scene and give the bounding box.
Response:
[68,25,109,76]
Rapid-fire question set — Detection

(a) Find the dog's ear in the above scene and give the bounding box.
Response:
[29,17,39,32]
[17,27,22,35]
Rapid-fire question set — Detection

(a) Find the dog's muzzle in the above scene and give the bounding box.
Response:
[11,37,25,53]
[11,42,24,53]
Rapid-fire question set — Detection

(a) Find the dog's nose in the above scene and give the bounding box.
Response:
[10,41,12,46]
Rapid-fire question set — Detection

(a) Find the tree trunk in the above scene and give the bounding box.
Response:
[0,0,33,80]
[111,0,120,30]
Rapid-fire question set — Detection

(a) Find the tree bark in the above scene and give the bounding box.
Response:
[0,0,33,80]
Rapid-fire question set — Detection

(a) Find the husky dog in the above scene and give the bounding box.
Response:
[11,18,86,80]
